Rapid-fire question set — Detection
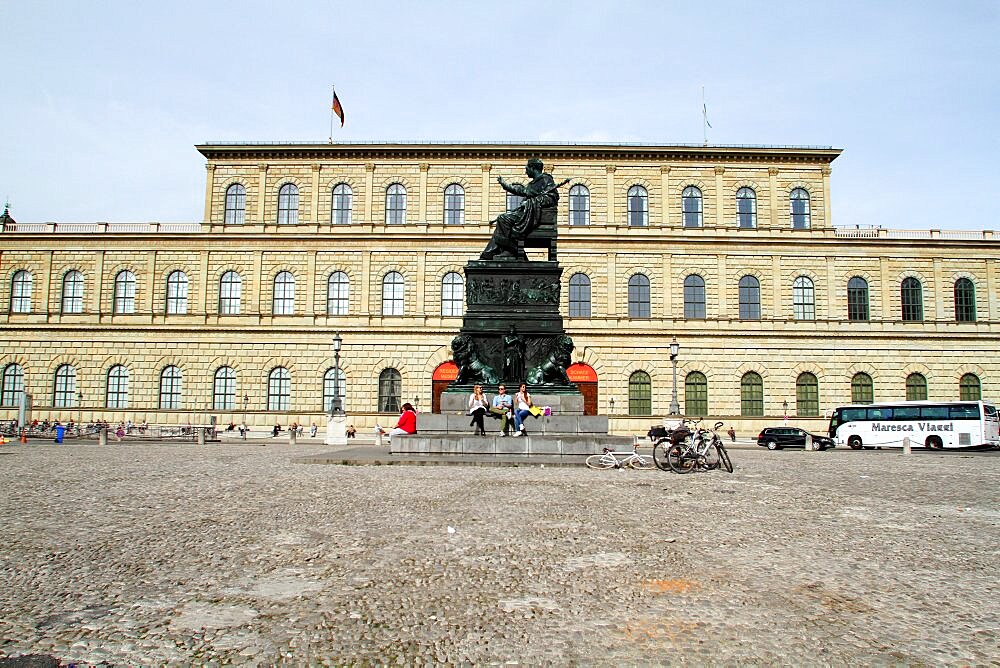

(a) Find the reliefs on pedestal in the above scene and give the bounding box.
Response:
[467,275,560,306]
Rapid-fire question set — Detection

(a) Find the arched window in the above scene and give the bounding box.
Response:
[796,372,819,416]
[165,270,188,315]
[506,192,524,212]
[443,184,465,225]
[569,184,590,226]
[685,371,708,416]
[159,365,182,409]
[790,188,810,229]
[568,273,591,317]
[323,367,347,413]
[901,277,923,321]
[385,184,406,225]
[277,183,299,224]
[382,271,404,316]
[219,271,242,315]
[61,270,84,314]
[213,367,236,410]
[378,368,402,413]
[327,271,349,315]
[331,183,353,225]
[53,364,77,408]
[848,277,869,321]
[1,363,24,407]
[628,371,652,416]
[851,372,873,404]
[106,365,129,408]
[627,185,647,227]
[954,278,976,322]
[10,270,32,313]
[740,372,763,416]
[736,187,756,228]
[792,276,815,320]
[682,186,703,228]
[114,270,136,314]
[224,184,246,225]
[441,272,464,317]
[906,372,927,401]
[684,275,706,319]
[267,367,291,411]
[959,373,981,401]
[628,274,650,318]
[273,271,295,315]
[739,275,761,320]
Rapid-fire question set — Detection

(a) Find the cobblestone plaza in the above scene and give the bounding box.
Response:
[0,443,996,664]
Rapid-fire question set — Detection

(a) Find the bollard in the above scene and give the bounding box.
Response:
[99,428,107,446]
[375,431,384,447]
[289,429,297,446]
[197,427,206,446]
[903,436,911,455]
[805,433,813,451]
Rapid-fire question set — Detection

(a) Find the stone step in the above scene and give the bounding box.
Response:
[390,433,635,456]
[418,413,607,435]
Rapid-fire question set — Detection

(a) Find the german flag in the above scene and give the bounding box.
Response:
[332,90,345,127]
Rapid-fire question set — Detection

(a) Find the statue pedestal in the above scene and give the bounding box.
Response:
[325,414,347,446]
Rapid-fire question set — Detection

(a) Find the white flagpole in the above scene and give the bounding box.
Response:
[702,86,707,146]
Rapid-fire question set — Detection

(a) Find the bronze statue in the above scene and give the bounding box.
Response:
[526,335,574,385]
[502,325,526,382]
[452,334,499,385]
[480,158,567,261]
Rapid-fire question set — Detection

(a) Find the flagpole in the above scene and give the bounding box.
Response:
[702,86,707,146]
[330,84,337,144]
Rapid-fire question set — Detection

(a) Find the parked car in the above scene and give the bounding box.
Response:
[757,427,835,450]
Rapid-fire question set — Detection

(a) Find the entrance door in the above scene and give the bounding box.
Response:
[567,363,598,415]
[431,361,459,413]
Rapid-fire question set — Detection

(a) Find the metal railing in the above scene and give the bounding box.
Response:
[2,222,204,234]
[833,227,994,240]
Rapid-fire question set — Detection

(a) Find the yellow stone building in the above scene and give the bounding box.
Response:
[1,142,996,435]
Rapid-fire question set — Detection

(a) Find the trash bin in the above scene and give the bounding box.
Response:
[55,424,65,444]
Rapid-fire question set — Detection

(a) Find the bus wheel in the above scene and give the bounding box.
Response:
[847,436,863,450]
[926,436,943,450]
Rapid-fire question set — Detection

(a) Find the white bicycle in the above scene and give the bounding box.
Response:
[586,445,655,470]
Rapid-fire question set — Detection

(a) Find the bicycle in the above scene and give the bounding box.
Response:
[650,418,697,471]
[586,444,655,470]
[664,421,734,474]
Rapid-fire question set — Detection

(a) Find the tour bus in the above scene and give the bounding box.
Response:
[828,400,999,450]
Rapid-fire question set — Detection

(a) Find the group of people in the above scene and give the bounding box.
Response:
[468,383,537,437]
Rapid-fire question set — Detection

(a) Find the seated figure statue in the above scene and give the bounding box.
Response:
[480,158,559,261]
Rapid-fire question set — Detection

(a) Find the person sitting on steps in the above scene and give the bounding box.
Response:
[468,384,489,436]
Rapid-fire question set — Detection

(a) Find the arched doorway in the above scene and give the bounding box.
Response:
[431,361,458,413]
[567,363,598,415]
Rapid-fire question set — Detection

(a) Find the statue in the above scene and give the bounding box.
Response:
[451,334,499,385]
[526,335,574,386]
[480,158,568,261]
[502,325,526,382]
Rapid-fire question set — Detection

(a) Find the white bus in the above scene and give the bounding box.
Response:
[828,400,1000,450]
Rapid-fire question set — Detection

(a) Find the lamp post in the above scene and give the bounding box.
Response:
[326,333,347,445]
[413,396,418,411]
[783,400,789,424]
[76,391,83,429]
[669,337,680,416]
[331,332,343,416]
[609,397,615,414]
[243,394,249,424]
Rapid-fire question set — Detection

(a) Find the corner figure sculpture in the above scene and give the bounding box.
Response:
[452,334,499,385]
[502,326,526,383]
[526,335,574,386]
[480,158,568,261]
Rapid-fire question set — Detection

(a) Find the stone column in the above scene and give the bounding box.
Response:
[360,251,372,316]
[714,166,725,227]
[416,252,426,317]
[481,163,492,224]
[771,255,782,317]
[311,163,321,226]
[716,254,727,316]
[144,252,156,314]
[306,251,318,317]
[256,163,268,224]
[821,166,832,227]
[204,163,216,224]
[93,251,105,315]
[768,167,780,230]
[879,257,893,321]
[199,251,210,317]
[660,166,671,227]
[251,251,263,315]
[605,166,616,225]
[606,252,617,316]
[933,258,945,321]
[419,163,429,224]
[364,163,376,224]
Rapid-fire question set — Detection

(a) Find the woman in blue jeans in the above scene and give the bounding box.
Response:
[513,383,534,436]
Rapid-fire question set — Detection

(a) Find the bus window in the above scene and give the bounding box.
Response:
[842,408,867,422]
[920,406,949,419]
[867,407,892,420]
[949,404,980,419]
[894,406,920,419]
[985,404,997,417]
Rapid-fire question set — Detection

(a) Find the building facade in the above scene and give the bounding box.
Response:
[1,142,997,435]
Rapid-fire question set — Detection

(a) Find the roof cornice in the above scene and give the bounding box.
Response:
[195,142,843,164]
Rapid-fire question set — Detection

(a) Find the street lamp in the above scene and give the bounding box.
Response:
[76,391,83,428]
[783,400,789,423]
[413,396,419,411]
[243,393,249,424]
[609,397,615,414]
[669,337,680,416]
[331,332,343,416]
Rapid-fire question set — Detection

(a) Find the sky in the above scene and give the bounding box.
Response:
[1,0,998,230]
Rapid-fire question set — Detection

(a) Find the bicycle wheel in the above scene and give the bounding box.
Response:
[652,441,672,471]
[666,443,696,474]
[715,443,734,473]
[629,454,656,470]
[702,443,721,470]
[586,453,617,470]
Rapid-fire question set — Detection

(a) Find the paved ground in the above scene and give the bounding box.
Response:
[0,441,997,665]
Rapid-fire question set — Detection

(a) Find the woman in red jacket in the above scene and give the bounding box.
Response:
[377,403,417,442]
